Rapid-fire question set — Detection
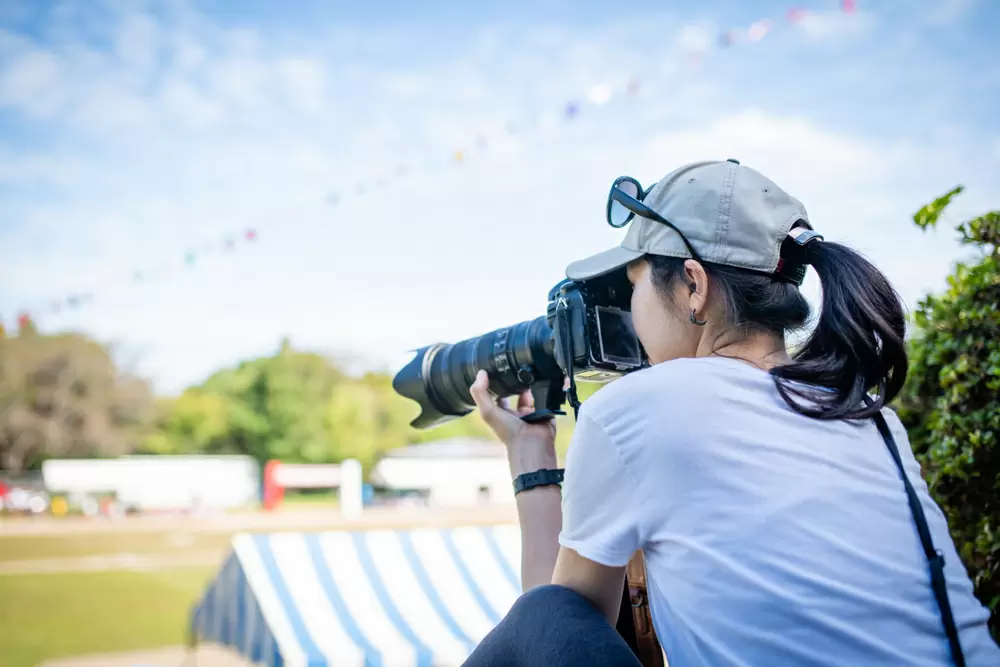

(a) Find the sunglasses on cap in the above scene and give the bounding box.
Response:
[606,176,703,263]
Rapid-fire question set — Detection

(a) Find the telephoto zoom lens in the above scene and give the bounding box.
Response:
[392,316,562,429]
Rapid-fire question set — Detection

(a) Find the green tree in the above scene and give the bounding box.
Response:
[896,186,999,637]
[148,339,343,463]
[147,340,506,469]
[0,327,155,471]
[325,374,411,474]
[143,390,234,455]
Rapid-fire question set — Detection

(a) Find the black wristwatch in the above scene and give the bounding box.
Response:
[512,468,565,495]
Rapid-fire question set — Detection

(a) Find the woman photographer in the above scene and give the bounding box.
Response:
[463,160,999,666]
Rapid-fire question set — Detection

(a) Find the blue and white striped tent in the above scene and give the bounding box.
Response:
[191,526,523,666]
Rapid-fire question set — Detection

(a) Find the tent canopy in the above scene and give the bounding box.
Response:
[192,526,523,667]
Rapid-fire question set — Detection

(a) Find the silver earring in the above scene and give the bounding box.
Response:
[690,309,707,326]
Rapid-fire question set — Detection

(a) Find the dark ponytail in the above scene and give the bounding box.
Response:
[770,241,908,420]
[647,240,908,421]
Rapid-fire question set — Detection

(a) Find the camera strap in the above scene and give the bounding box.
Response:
[555,298,582,418]
[871,409,966,667]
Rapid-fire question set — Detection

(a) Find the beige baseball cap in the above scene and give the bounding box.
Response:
[566,159,812,281]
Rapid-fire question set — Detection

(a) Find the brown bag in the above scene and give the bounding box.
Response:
[615,550,665,667]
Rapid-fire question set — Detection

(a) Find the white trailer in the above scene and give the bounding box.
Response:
[41,455,260,511]
[370,438,514,507]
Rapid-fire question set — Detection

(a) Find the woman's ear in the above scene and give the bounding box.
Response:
[683,260,709,315]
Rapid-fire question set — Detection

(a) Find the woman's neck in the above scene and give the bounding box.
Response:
[697,329,791,372]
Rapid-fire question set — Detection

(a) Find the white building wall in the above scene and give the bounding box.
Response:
[372,457,515,507]
[42,455,260,511]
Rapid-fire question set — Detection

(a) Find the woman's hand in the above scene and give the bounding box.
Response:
[469,370,558,476]
[471,370,563,590]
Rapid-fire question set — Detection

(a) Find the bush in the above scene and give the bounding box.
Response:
[896,186,1000,638]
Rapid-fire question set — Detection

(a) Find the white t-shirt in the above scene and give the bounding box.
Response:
[558,356,999,667]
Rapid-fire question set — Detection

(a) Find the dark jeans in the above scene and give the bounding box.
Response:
[462,585,643,667]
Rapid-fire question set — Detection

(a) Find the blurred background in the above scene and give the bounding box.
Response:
[1,0,998,665]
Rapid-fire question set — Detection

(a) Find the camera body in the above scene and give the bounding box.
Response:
[393,268,647,429]
[547,273,646,384]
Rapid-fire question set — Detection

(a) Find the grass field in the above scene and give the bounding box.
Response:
[0,524,236,666]
[0,566,214,667]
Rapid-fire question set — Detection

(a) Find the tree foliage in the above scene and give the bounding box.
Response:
[896,186,1000,636]
[144,338,502,473]
[0,324,155,471]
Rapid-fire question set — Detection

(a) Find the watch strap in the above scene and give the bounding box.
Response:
[513,468,565,495]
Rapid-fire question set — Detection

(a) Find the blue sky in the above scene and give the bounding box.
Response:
[1,0,998,394]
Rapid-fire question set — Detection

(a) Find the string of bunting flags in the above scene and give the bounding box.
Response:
[5,0,859,335]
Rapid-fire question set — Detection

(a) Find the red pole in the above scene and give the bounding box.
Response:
[263,460,284,511]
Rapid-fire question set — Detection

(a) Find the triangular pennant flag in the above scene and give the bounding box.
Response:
[747,19,773,42]
[787,6,807,23]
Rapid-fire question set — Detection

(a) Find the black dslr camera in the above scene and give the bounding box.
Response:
[393,269,646,428]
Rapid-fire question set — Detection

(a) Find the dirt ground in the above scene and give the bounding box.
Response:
[39,643,253,667]
[0,505,517,576]
[0,504,517,537]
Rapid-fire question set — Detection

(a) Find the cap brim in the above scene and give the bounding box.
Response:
[565,245,644,281]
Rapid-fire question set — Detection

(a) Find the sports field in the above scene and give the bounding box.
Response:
[0,506,517,667]
[0,566,215,667]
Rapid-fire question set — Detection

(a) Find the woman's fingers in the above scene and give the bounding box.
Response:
[516,389,535,415]
[470,370,497,422]
[470,370,529,444]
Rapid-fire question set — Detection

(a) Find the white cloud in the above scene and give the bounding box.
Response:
[921,0,980,26]
[114,12,158,75]
[645,110,882,183]
[159,78,226,126]
[676,22,715,54]
[0,48,64,116]
[206,57,268,108]
[279,58,326,114]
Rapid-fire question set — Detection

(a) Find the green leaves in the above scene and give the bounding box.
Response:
[898,186,1000,639]
[144,343,505,474]
[912,185,964,230]
[959,211,1000,248]
[0,331,155,471]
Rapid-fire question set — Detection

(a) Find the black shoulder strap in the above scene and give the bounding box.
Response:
[871,410,966,667]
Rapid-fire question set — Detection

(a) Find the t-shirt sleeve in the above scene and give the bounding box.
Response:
[558,411,645,567]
